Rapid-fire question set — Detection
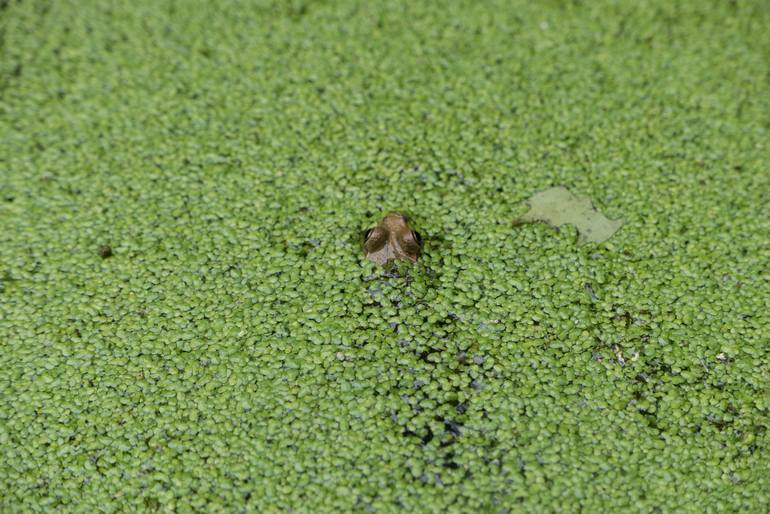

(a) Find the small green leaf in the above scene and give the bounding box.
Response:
[514,186,623,244]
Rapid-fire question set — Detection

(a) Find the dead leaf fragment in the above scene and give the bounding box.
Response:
[513,186,623,244]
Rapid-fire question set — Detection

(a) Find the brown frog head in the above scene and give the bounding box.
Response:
[363,213,422,266]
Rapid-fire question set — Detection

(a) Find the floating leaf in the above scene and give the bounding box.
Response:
[513,186,623,244]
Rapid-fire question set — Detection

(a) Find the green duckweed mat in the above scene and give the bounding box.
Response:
[1,0,769,512]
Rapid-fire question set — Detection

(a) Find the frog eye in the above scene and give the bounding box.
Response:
[413,231,422,246]
[363,228,373,241]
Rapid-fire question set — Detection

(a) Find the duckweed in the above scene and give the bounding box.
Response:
[1,0,768,512]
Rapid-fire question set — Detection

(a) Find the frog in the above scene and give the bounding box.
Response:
[363,213,422,266]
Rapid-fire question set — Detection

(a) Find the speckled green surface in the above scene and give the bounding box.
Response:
[1,1,769,512]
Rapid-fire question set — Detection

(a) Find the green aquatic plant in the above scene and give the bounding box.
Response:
[1,0,768,512]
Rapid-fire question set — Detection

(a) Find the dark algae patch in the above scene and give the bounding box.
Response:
[1,0,769,512]
[97,245,113,259]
